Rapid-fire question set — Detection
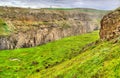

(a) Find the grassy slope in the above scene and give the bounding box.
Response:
[1,30,120,78]
[0,31,99,78]
[30,39,120,78]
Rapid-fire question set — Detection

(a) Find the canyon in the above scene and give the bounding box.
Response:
[1,7,120,78]
[0,7,107,49]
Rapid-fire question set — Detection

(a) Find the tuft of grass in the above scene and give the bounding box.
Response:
[0,31,99,78]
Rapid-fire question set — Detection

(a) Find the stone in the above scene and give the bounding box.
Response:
[100,8,120,40]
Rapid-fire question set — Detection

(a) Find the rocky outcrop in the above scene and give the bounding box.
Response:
[0,7,107,49]
[100,8,120,40]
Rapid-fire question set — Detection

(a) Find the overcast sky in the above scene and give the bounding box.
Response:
[0,0,120,10]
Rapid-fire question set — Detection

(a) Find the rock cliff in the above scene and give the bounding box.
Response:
[100,8,120,40]
[0,7,107,49]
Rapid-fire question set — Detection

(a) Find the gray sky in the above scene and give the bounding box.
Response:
[0,0,120,10]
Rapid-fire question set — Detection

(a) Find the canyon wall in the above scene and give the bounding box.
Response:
[0,7,107,49]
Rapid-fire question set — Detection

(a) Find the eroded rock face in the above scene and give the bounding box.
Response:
[0,24,93,49]
[100,8,120,40]
[0,7,106,49]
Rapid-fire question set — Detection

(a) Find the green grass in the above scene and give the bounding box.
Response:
[0,31,99,78]
[1,30,120,78]
[30,39,120,78]
[0,18,10,36]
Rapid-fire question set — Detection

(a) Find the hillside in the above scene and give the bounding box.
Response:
[30,37,120,78]
[1,29,120,78]
[0,31,99,78]
[0,7,108,49]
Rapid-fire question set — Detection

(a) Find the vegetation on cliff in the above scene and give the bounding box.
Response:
[0,19,10,36]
